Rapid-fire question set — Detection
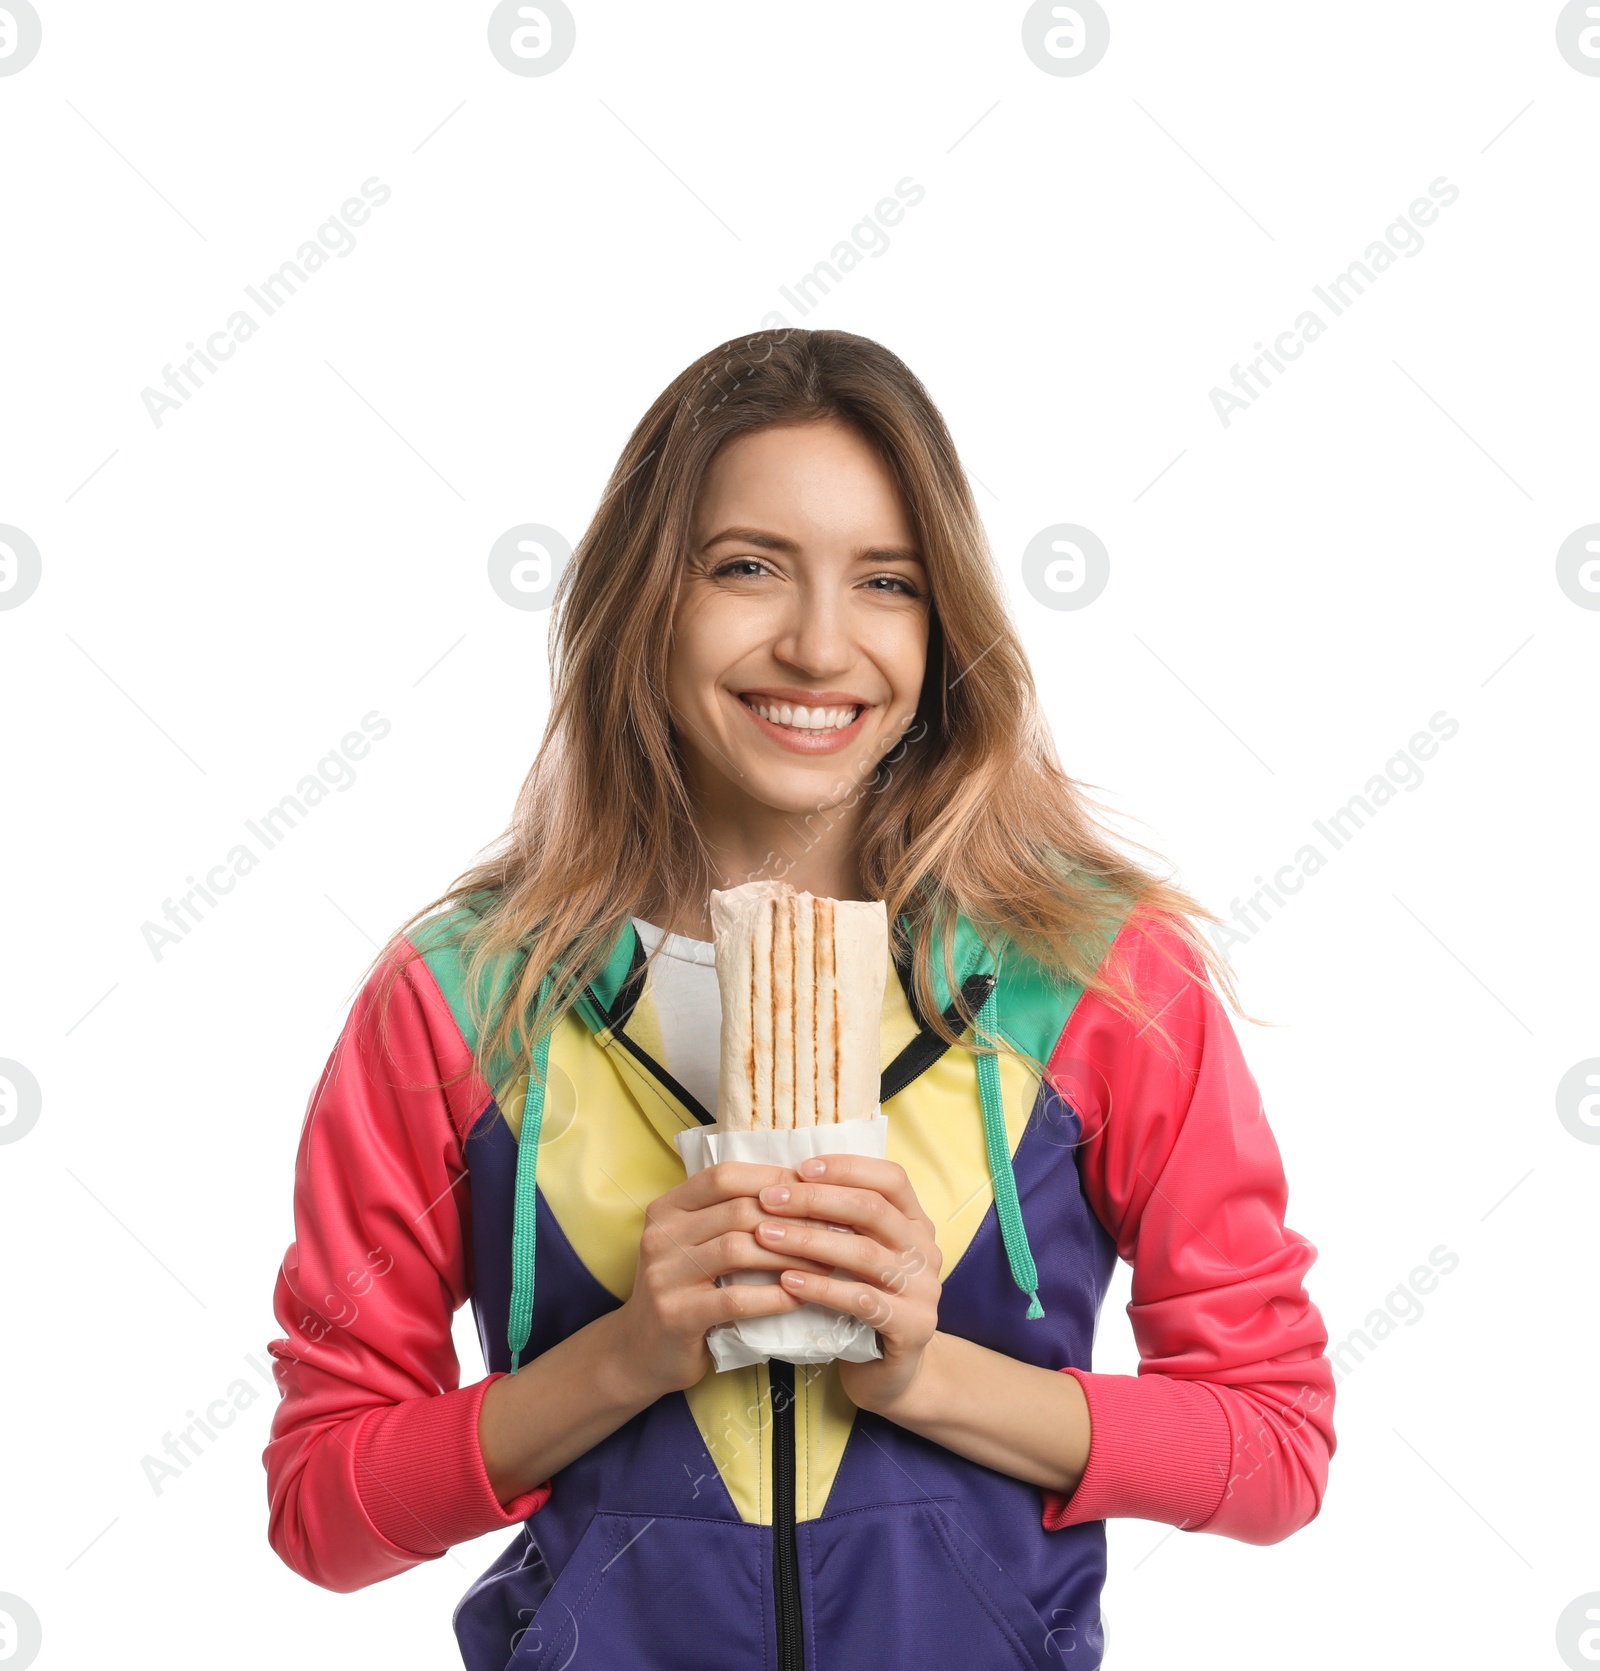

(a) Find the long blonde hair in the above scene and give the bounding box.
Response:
[369,328,1256,1108]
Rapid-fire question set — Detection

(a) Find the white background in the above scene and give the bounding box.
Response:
[2,3,1596,1667]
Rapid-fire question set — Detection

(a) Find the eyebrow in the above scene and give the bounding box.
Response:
[701,526,925,564]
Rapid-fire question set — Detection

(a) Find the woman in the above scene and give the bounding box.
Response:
[263,328,1335,1670]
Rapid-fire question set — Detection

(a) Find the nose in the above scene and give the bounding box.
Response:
[770,571,855,679]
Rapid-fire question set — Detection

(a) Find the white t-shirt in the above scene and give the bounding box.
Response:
[630,916,722,1115]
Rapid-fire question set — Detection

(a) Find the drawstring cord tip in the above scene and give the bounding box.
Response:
[1025,1292,1045,1320]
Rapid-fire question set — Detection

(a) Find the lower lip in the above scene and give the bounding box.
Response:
[735,697,869,754]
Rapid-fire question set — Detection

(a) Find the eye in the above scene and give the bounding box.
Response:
[864,574,922,597]
[711,557,773,579]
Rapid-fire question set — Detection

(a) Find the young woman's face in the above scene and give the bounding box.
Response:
[667,418,930,822]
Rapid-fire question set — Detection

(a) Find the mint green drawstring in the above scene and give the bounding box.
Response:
[507,974,555,1373]
[972,979,1046,1320]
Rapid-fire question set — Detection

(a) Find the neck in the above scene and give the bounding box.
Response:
[640,791,874,940]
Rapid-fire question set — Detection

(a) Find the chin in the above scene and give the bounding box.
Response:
[743,763,865,817]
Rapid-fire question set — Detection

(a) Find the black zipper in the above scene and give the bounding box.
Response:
[770,1358,804,1671]
[764,970,992,1671]
[588,919,993,1671]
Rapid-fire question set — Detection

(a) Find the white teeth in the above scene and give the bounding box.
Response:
[744,698,860,732]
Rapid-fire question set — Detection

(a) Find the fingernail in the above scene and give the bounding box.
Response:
[761,1185,790,1205]
[760,1221,786,1240]
[799,1158,827,1177]
[782,1271,806,1288]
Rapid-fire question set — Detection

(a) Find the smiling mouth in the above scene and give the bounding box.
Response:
[736,694,865,734]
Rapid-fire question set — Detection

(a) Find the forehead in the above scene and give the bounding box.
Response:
[693,420,916,544]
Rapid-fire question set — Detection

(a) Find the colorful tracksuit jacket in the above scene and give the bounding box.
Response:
[264,897,1336,1670]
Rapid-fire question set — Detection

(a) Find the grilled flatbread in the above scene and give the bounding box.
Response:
[709,880,888,1128]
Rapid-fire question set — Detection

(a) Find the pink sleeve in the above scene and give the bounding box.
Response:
[1038,911,1336,1544]
[262,939,552,1592]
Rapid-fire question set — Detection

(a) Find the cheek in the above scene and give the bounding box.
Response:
[676,595,775,686]
[664,609,718,707]
[881,621,929,707]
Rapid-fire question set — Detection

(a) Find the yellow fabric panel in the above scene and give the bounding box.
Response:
[683,1362,769,1526]
[678,1356,861,1527]
[879,946,922,1073]
[883,1027,1039,1278]
[795,1359,858,1523]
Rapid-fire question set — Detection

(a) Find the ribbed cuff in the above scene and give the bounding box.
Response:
[352,1374,552,1556]
[1040,1368,1232,1532]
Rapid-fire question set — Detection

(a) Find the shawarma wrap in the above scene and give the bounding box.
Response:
[676,878,891,1368]
[709,880,888,1129]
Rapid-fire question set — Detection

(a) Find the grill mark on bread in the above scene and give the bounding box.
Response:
[819,898,838,1122]
[831,902,840,1121]
[767,895,777,1129]
[788,894,798,1128]
[775,892,792,1129]
[809,895,819,1128]
[746,909,758,1130]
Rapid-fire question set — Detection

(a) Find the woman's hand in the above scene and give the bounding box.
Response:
[613,1161,842,1397]
[482,1161,842,1502]
[753,1153,944,1413]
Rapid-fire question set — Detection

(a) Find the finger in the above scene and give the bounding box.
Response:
[676,1194,848,1249]
[641,1204,838,1291]
[684,1230,838,1283]
[788,1155,929,1226]
[777,1269,899,1330]
[756,1180,916,1250]
[687,1278,809,1330]
[664,1160,799,1213]
[754,1221,932,1291]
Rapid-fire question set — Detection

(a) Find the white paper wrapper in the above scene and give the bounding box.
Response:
[673,1114,889,1370]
